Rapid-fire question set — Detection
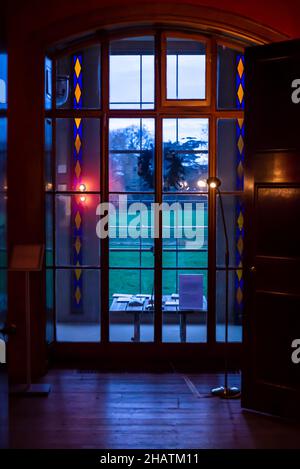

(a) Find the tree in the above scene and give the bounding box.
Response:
[163,149,185,190]
[137,148,154,189]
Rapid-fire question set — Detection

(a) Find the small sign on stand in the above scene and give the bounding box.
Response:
[9,244,51,396]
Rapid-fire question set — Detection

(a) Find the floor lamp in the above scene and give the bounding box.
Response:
[207,177,241,399]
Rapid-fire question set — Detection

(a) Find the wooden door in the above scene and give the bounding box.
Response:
[242,40,300,419]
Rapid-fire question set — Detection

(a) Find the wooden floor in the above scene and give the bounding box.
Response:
[9,370,300,449]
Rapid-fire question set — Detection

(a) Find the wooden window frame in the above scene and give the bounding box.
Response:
[45,27,246,352]
[160,31,211,108]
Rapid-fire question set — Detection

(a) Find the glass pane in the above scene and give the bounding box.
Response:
[0,116,7,327]
[45,57,52,110]
[55,194,100,266]
[109,194,154,268]
[56,269,101,342]
[216,270,243,342]
[217,194,244,268]
[109,269,154,342]
[217,45,245,110]
[56,118,100,192]
[162,269,207,343]
[0,195,7,268]
[109,118,155,192]
[45,119,52,191]
[217,118,245,191]
[46,269,55,343]
[0,53,7,110]
[110,36,154,109]
[0,118,7,192]
[0,118,7,269]
[162,194,208,268]
[0,269,7,326]
[163,118,208,192]
[45,194,53,267]
[166,38,206,100]
[56,45,100,109]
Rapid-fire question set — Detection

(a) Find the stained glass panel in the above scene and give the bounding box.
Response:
[56,46,100,109]
[217,46,245,110]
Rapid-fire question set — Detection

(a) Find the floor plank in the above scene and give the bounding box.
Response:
[9,370,300,449]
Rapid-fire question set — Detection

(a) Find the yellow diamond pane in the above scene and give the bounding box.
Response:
[75,160,81,179]
[237,118,244,129]
[236,268,243,282]
[75,268,82,281]
[75,211,82,230]
[75,286,81,304]
[237,84,244,104]
[74,118,82,129]
[74,236,81,254]
[237,161,244,180]
[237,58,244,79]
[74,83,82,104]
[236,286,243,304]
[74,58,82,78]
[237,236,243,255]
[75,134,81,154]
[237,212,244,231]
[237,135,244,154]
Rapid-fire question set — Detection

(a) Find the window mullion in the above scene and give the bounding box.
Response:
[100,39,110,344]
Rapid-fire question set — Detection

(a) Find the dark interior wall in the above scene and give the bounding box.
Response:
[6,0,300,39]
[4,0,298,381]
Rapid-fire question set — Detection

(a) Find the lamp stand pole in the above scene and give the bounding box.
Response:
[211,188,241,399]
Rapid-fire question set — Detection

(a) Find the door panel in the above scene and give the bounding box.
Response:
[243,40,300,419]
[256,186,300,258]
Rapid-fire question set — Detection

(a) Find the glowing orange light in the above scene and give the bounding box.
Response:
[79,183,86,192]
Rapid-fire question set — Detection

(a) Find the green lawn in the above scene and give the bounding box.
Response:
[109,250,208,299]
[46,203,209,300]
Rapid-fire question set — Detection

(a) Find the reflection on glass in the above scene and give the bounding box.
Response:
[162,269,207,343]
[216,194,244,268]
[217,45,245,110]
[109,118,155,192]
[56,46,100,109]
[166,38,206,100]
[56,269,101,342]
[163,118,208,191]
[216,270,243,342]
[56,119,100,192]
[110,36,154,109]
[109,269,154,342]
[0,53,7,110]
[55,194,100,266]
[45,57,52,110]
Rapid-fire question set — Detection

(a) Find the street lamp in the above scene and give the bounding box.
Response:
[207,177,241,399]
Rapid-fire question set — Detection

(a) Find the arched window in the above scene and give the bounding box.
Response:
[45,29,245,346]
